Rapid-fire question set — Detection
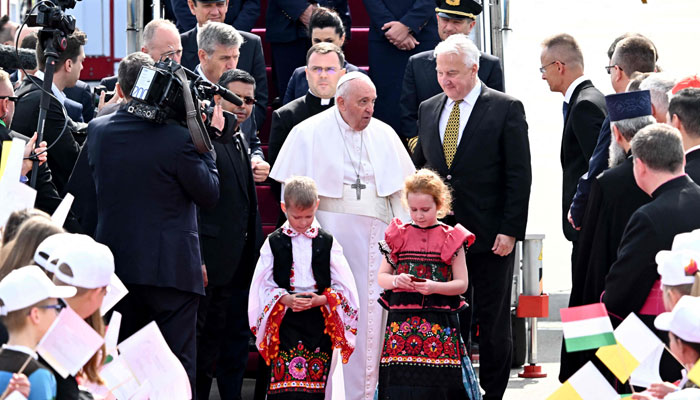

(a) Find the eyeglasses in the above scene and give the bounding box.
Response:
[35,299,66,314]
[605,64,623,74]
[240,96,255,105]
[160,49,183,59]
[309,66,338,75]
[0,96,18,102]
[539,61,564,74]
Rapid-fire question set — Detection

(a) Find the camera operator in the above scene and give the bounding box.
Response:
[12,29,87,194]
[194,21,266,168]
[86,55,221,395]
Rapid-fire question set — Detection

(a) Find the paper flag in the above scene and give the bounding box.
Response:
[630,342,664,388]
[51,193,74,227]
[548,361,619,400]
[561,303,615,352]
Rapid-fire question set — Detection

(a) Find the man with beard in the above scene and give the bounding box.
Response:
[560,90,655,380]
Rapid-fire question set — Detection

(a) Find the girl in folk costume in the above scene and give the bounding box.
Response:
[248,176,359,399]
[377,169,480,400]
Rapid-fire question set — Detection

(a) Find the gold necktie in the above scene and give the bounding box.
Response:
[443,100,462,168]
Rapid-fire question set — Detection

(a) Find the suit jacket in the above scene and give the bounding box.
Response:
[282,61,363,105]
[604,175,700,321]
[171,0,261,33]
[685,148,700,183]
[400,50,504,138]
[64,80,96,122]
[560,80,607,241]
[362,0,437,42]
[181,28,268,127]
[98,75,118,92]
[0,125,82,233]
[265,0,350,43]
[199,133,260,286]
[63,97,84,123]
[87,109,220,295]
[13,77,82,194]
[412,86,531,254]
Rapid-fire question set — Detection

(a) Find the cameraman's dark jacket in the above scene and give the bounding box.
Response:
[87,109,219,295]
[13,76,85,194]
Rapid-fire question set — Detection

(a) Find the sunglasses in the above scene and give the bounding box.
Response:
[0,96,18,102]
[237,96,255,106]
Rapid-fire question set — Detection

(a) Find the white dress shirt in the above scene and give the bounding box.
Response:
[438,80,482,145]
[564,75,588,104]
[33,70,67,105]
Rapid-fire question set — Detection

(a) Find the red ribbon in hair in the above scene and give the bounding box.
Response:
[685,259,698,276]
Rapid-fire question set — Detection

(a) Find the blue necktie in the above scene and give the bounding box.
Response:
[562,101,569,121]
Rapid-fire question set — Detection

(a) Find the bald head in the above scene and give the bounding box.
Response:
[142,19,182,63]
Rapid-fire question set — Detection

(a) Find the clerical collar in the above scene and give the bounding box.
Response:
[651,175,690,199]
[307,90,332,105]
[33,70,66,105]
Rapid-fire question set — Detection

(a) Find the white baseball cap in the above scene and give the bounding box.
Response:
[670,230,700,252]
[34,233,95,273]
[656,249,700,286]
[654,295,700,343]
[51,241,115,289]
[0,265,77,315]
[665,388,700,400]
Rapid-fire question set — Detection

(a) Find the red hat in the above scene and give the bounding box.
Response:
[671,74,700,95]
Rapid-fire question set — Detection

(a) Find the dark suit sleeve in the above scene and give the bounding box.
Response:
[170,0,197,32]
[498,99,531,239]
[267,109,288,167]
[233,0,260,32]
[398,0,436,34]
[282,71,298,105]
[570,119,611,227]
[603,211,659,321]
[400,56,419,139]
[273,0,312,20]
[361,0,396,30]
[176,142,220,209]
[484,59,504,93]
[247,126,265,161]
[249,37,269,129]
[410,102,428,168]
[571,100,606,162]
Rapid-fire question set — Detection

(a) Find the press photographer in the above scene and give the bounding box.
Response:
[85,51,226,395]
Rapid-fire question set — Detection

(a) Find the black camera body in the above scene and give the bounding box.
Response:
[129,60,186,124]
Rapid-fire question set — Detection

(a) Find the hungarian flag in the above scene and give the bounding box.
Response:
[561,303,616,352]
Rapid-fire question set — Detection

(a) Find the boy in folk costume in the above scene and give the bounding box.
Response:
[249,176,359,398]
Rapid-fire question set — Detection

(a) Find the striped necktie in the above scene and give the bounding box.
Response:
[443,100,462,168]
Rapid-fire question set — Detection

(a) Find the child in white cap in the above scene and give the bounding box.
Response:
[632,296,700,400]
[656,249,700,311]
[0,265,77,399]
[46,238,115,396]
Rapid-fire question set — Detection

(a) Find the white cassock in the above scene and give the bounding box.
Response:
[271,106,415,400]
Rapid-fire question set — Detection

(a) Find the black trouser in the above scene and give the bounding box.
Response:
[270,39,310,99]
[213,289,253,400]
[116,284,199,399]
[459,251,515,400]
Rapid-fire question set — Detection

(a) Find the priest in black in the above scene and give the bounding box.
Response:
[560,91,654,382]
[668,86,700,182]
[400,0,503,140]
[603,123,700,385]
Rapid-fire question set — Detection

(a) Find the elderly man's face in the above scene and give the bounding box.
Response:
[306,51,345,99]
[188,0,228,25]
[436,52,477,101]
[338,80,376,131]
[437,16,476,41]
[222,80,255,123]
[144,27,183,63]
[200,44,239,83]
[0,80,15,126]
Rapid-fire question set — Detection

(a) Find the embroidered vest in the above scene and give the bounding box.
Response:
[268,227,333,292]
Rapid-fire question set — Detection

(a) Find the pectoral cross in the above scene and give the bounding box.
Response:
[351,176,366,200]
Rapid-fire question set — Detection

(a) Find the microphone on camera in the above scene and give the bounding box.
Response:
[0,44,38,70]
[180,65,243,106]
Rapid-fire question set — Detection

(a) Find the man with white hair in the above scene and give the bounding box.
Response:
[270,71,415,400]
[412,34,531,400]
[640,72,676,123]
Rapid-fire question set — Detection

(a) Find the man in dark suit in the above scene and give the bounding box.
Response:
[282,6,363,105]
[99,19,184,92]
[180,1,268,127]
[568,34,656,229]
[265,0,349,97]
[561,90,655,382]
[13,30,88,194]
[604,123,700,384]
[412,34,531,400]
[87,93,220,396]
[363,0,439,133]
[196,68,261,400]
[64,80,95,122]
[170,0,260,33]
[540,33,606,264]
[401,0,503,140]
[668,86,700,181]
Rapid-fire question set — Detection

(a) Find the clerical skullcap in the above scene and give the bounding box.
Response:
[435,0,482,20]
[336,71,374,91]
[672,75,700,95]
[605,90,652,122]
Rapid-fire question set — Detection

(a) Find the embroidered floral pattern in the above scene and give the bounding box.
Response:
[258,301,286,364]
[268,342,330,395]
[322,288,357,363]
[381,315,462,367]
